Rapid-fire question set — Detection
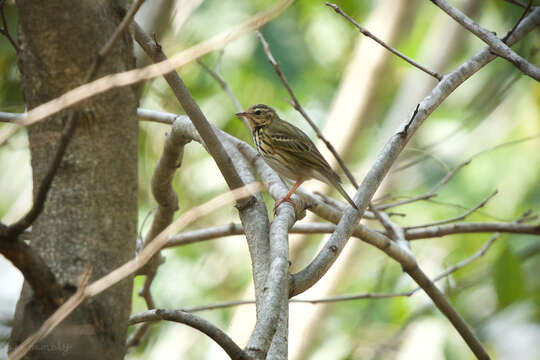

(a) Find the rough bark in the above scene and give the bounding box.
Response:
[9,1,138,359]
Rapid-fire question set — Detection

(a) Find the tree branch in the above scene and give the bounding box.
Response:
[376,159,471,210]
[502,0,533,42]
[405,189,498,229]
[0,0,19,52]
[245,204,292,358]
[430,0,540,81]
[325,2,442,81]
[405,221,540,239]
[128,309,250,360]
[0,235,65,309]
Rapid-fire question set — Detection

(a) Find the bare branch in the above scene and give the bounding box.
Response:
[197,59,243,113]
[136,106,191,276]
[325,2,443,81]
[4,115,76,238]
[163,219,540,247]
[0,0,20,51]
[129,309,250,360]
[405,189,498,230]
[504,0,531,9]
[245,210,291,358]
[256,30,359,189]
[0,111,24,123]
[405,221,540,239]
[430,0,540,80]
[503,0,533,42]
[126,270,158,348]
[378,133,540,211]
[377,159,471,210]
[370,205,410,252]
[0,233,65,309]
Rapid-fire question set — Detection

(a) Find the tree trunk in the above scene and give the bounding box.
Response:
[9,1,138,359]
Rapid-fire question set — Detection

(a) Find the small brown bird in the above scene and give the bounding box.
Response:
[236,104,357,214]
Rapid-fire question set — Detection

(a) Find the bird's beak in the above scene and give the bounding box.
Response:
[236,111,247,118]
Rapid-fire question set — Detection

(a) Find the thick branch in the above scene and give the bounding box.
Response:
[245,207,292,358]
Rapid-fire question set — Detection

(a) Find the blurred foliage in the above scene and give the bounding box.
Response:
[1,0,540,359]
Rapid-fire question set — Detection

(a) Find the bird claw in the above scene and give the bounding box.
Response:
[273,197,297,215]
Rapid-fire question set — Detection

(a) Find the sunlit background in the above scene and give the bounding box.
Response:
[1,0,539,359]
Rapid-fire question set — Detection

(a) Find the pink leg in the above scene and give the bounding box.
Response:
[274,179,304,215]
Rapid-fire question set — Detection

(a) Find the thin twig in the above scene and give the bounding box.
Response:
[405,189,498,230]
[325,2,443,81]
[378,134,540,211]
[430,210,532,283]
[256,31,360,189]
[370,204,411,252]
[503,0,533,42]
[125,271,157,348]
[377,159,471,210]
[197,59,243,113]
[504,0,531,9]
[0,0,19,52]
[87,0,146,79]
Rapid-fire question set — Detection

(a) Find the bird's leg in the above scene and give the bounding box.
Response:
[274,179,304,215]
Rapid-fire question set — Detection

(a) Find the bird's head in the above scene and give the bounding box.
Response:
[236,104,277,130]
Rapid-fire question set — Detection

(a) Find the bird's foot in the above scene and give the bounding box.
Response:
[273,197,296,215]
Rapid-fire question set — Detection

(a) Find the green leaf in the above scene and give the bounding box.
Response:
[493,243,526,308]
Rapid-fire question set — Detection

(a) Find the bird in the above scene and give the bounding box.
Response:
[236,104,357,214]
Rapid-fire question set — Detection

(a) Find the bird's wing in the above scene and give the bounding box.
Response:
[267,120,340,182]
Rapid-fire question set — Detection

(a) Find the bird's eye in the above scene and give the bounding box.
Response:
[254,110,262,116]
